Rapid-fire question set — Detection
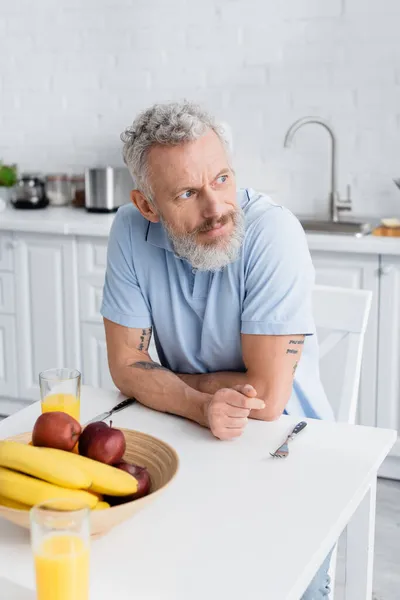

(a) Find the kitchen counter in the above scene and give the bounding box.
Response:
[305,231,400,255]
[0,205,115,237]
[1,204,400,254]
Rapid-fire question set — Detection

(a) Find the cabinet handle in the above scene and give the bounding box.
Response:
[380,265,394,276]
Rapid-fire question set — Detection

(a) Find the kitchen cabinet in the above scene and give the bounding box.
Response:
[0,233,18,406]
[310,251,380,427]
[81,322,116,391]
[13,234,81,401]
[77,238,108,324]
[77,238,159,386]
[0,314,18,398]
[78,238,114,390]
[0,234,14,271]
[77,237,108,278]
[0,272,15,314]
[376,255,400,478]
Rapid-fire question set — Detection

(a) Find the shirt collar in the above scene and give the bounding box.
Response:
[146,221,174,252]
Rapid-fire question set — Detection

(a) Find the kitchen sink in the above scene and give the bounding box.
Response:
[300,219,372,237]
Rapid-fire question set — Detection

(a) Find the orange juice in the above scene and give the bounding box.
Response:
[41,393,80,421]
[34,534,89,600]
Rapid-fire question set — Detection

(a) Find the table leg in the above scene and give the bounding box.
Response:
[344,477,377,600]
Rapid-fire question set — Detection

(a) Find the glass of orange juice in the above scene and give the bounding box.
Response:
[30,500,90,600]
[39,368,81,422]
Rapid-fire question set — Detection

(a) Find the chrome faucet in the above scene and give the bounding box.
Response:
[283,117,352,223]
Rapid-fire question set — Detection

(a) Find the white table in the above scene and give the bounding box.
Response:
[0,386,396,600]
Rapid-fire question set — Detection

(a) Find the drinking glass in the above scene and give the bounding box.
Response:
[39,368,81,422]
[30,500,90,600]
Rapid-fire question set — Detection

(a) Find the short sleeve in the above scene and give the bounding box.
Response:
[241,206,315,336]
[100,210,152,329]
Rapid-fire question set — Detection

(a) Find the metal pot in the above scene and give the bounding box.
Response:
[84,167,133,213]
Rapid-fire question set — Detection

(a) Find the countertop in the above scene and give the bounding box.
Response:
[1,204,400,254]
[0,205,115,237]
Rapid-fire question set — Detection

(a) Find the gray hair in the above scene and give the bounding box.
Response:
[121,102,231,202]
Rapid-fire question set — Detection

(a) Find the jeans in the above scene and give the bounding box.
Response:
[300,551,332,599]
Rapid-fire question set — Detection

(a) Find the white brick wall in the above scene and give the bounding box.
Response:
[1,0,400,218]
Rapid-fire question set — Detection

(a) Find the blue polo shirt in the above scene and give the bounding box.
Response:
[101,188,334,420]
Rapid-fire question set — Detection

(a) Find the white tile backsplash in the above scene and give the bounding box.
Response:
[1,0,400,218]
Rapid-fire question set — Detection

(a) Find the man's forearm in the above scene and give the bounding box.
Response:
[178,371,289,421]
[177,371,248,395]
[112,360,212,427]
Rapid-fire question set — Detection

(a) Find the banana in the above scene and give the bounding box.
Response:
[39,448,138,496]
[93,501,110,510]
[0,441,91,490]
[0,494,30,511]
[89,491,103,500]
[0,467,98,509]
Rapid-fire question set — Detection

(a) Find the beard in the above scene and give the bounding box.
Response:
[160,208,245,272]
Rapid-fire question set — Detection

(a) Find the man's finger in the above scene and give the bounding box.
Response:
[225,417,248,429]
[233,384,257,397]
[226,393,265,411]
[224,406,250,418]
[215,428,243,441]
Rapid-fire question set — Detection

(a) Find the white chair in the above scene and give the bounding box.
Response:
[312,284,372,599]
[313,284,372,424]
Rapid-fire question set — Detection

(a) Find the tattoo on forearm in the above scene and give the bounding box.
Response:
[286,349,298,354]
[137,328,152,352]
[130,361,169,372]
[293,362,298,376]
[289,339,304,345]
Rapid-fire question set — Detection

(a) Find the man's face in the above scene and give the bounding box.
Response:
[138,129,245,271]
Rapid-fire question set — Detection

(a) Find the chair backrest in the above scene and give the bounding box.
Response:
[312,284,372,424]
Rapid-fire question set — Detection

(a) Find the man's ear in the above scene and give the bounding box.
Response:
[131,190,159,223]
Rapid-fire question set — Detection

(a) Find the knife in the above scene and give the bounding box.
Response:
[84,397,136,426]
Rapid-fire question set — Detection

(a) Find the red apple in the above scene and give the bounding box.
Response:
[105,461,151,505]
[78,421,108,456]
[32,411,81,451]
[78,421,125,465]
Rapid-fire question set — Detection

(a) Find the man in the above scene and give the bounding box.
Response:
[101,102,333,598]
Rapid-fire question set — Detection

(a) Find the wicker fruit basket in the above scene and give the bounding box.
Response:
[0,428,179,538]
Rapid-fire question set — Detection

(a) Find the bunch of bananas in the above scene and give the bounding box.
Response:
[0,441,138,511]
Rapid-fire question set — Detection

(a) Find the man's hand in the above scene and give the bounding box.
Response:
[205,384,265,440]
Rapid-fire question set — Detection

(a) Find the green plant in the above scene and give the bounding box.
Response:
[0,163,17,187]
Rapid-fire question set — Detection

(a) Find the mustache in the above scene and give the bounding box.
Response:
[192,211,236,235]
